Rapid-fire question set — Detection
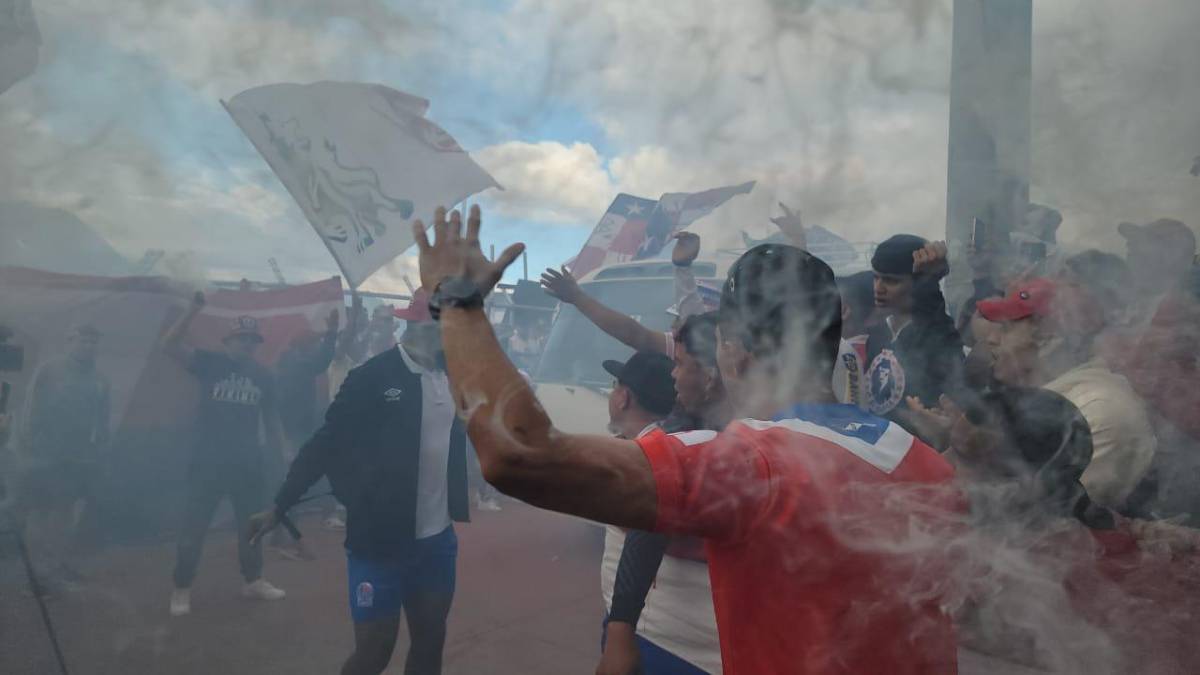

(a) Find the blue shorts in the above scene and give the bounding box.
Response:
[635,635,709,675]
[346,526,458,623]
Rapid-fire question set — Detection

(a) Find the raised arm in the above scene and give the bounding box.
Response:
[302,309,339,377]
[419,206,658,530]
[540,267,668,355]
[162,291,205,366]
[770,202,807,250]
[671,231,705,320]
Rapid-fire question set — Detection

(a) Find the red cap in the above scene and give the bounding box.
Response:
[978,278,1105,334]
[977,278,1058,322]
[393,288,432,322]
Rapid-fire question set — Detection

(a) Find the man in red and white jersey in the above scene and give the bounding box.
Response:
[414,206,959,675]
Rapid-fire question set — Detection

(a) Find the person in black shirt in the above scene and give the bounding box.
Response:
[277,311,338,452]
[20,324,110,588]
[162,291,287,617]
[274,309,341,540]
[864,235,963,439]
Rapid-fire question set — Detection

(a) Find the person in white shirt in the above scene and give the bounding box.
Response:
[596,351,722,675]
[980,277,1157,510]
[249,292,470,675]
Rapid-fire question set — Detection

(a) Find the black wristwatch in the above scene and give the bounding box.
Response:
[428,276,484,321]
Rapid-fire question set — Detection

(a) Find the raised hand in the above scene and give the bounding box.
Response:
[770,202,807,248]
[413,206,524,298]
[913,240,949,278]
[904,395,956,449]
[671,231,702,267]
[540,266,584,304]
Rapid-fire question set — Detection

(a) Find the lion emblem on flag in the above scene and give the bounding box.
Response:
[259,114,414,254]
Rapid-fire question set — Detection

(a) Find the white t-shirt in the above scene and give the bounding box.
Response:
[833,336,868,408]
[600,424,722,674]
[1044,358,1158,508]
[399,346,457,539]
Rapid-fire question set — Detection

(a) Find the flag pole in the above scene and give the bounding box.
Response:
[220,98,359,290]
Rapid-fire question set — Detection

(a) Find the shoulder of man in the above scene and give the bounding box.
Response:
[339,347,417,396]
[352,346,403,376]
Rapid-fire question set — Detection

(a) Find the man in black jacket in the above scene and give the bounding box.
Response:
[248,294,469,675]
[864,235,964,439]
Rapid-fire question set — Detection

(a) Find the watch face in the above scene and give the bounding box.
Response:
[431,277,483,319]
[443,277,479,299]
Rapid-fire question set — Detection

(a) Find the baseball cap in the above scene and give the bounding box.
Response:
[602,351,677,417]
[393,289,432,322]
[1118,218,1196,255]
[225,315,264,343]
[719,244,842,364]
[977,278,1104,334]
[977,278,1058,322]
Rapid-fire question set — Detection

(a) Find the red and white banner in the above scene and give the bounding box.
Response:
[0,267,343,436]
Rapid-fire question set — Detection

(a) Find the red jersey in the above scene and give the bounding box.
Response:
[636,403,960,675]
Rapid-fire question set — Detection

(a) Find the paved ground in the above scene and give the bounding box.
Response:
[0,502,606,674]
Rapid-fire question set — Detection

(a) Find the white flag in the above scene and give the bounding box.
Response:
[0,0,40,95]
[224,81,500,288]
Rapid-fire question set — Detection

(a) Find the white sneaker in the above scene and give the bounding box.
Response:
[170,588,191,617]
[322,514,346,530]
[478,498,502,512]
[242,579,286,601]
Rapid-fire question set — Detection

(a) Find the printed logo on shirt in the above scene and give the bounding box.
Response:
[383,387,403,402]
[355,582,374,608]
[865,349,905,416]
[842,351,862,406]
[210,374,263,406]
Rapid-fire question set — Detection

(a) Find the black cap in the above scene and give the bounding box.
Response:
[871,234,927,276]
[952,384,1111,528]
[602,351,677,416]
[719,244,842,367]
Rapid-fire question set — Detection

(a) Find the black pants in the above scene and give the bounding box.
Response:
[173,467,264,588]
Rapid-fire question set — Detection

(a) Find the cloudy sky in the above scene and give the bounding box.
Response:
[2,0,1197,291]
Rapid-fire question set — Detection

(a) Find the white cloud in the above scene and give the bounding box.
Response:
[475,141,613,225]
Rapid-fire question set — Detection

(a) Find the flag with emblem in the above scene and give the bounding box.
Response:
[224,82,501,289]
[634,181,755,260]
[567,193,659,279]
[0,0,40,95]
[568,182,755,279]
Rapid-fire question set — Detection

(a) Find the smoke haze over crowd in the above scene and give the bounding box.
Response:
[2,0,1196,288]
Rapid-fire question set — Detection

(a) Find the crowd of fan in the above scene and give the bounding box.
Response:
[530,210,1200,674]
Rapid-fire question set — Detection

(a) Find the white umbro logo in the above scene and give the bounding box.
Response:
[383,388,403,402]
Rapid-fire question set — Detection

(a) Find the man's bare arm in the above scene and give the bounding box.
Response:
[540,267,667,355]
[418,207,658,530]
